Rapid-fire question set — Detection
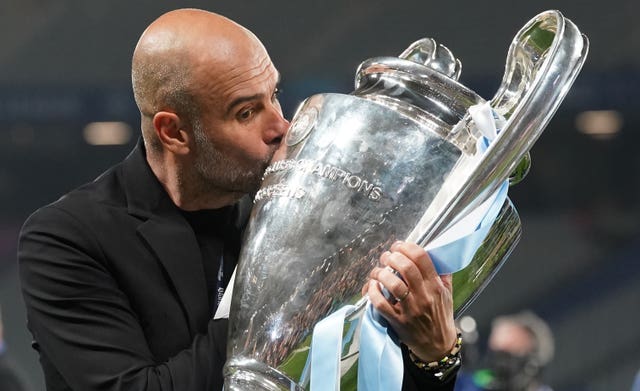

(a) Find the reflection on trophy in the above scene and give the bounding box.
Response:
[224,10,588,390]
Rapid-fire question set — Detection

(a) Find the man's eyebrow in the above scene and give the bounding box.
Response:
[225,93,263,117]
[224,72,282,117]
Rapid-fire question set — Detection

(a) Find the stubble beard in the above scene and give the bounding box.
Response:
[192,125,273,196]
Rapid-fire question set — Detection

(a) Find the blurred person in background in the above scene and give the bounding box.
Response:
[0,306,31,391]
[456,311,554,391]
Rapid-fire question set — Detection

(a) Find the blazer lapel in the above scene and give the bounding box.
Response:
[137,217,210,333]
[121,141,209,334]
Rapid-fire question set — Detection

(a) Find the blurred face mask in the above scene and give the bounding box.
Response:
[480,350,539,391]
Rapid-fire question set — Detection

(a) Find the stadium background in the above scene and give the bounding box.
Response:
[0,1,638,389]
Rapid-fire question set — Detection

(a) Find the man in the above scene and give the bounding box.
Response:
[18,8,459,390]
[456,311,554,391]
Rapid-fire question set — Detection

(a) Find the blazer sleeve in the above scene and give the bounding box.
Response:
[18,205,226,391]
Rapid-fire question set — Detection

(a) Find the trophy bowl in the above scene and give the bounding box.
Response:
[224,10,588,390]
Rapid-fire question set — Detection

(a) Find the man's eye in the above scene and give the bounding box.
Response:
[238,108,255,121]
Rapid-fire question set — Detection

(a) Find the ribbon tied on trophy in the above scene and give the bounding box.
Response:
[309,102,509,391]
[223,10,588,391]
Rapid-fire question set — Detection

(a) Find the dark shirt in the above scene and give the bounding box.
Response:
[180,207,242,315]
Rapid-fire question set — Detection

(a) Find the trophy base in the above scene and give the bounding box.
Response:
[224,359,304,391]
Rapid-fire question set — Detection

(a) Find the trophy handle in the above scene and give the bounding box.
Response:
[418,10,589,244]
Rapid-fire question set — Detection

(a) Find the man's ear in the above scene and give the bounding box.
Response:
[152,111,191,155]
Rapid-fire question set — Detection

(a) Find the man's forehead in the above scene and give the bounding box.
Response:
[219,62,280,109]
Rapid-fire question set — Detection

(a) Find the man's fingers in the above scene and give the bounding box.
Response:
[366,279,399,318]
[389,241,439,283]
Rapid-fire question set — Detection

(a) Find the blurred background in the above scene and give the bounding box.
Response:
[0,0,638,390]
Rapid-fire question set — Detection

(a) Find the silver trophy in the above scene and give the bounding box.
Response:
[224,10,588,390]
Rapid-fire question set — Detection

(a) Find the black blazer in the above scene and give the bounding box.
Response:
[18,142,455,390]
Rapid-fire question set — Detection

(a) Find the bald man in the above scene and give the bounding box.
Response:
[18,8,458,391]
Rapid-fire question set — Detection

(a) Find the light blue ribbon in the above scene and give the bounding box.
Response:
[310,305,356,390]
[357,303,403,391]
[309,105,510,390]
[309,181,509,390]
[429,179,508,274]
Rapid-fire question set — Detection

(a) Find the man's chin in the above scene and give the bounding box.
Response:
[236,171,266,195]
[227,158,272,195]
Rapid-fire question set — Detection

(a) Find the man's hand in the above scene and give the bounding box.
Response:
[364,241,457,362]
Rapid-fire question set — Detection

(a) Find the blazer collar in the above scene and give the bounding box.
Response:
[121,140,175,219]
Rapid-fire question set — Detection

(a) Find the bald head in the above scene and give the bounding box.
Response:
[131,9,269,151]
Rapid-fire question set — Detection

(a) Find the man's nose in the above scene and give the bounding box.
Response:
[264,105,290,144]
